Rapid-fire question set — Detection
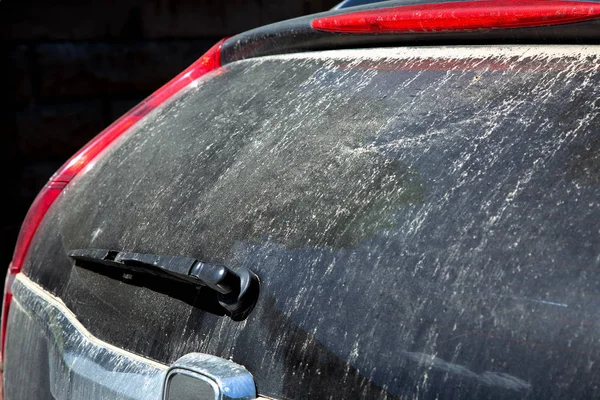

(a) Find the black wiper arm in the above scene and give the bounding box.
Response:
[68,248,259,321]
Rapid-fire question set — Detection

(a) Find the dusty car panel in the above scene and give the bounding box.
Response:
[8,45,600,399]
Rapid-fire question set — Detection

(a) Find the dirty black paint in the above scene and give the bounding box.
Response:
[22,46,600,399]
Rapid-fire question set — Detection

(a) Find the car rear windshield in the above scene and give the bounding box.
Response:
[28,45,600,399]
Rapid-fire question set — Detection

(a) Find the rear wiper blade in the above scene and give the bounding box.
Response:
[68,248,259,320]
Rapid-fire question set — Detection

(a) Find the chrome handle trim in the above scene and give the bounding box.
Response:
[164,353,257,400]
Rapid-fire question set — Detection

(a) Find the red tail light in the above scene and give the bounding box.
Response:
[312,1,600,33]
[1,38,227,367]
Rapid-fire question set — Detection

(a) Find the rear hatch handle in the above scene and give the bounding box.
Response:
[68,248,259,320]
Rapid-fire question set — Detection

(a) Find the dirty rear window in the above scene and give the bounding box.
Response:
[30,46,600,399]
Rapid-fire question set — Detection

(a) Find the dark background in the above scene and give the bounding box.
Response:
[1,0,339,274]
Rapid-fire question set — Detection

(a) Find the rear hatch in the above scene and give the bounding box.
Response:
[6,2,600,400]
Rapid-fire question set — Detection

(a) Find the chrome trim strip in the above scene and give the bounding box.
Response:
[6,274,267,400]
[7,274,167,400]
[14,274,167,369]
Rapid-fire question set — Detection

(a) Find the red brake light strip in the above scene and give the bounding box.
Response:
[312,1,600,33]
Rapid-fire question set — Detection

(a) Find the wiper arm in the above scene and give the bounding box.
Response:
[68,248,259,321]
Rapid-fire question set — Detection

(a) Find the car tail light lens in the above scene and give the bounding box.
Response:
[1,38,227,367]
[311,1,600,33]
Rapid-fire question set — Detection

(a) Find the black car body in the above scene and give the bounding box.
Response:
[3,1,600,399]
